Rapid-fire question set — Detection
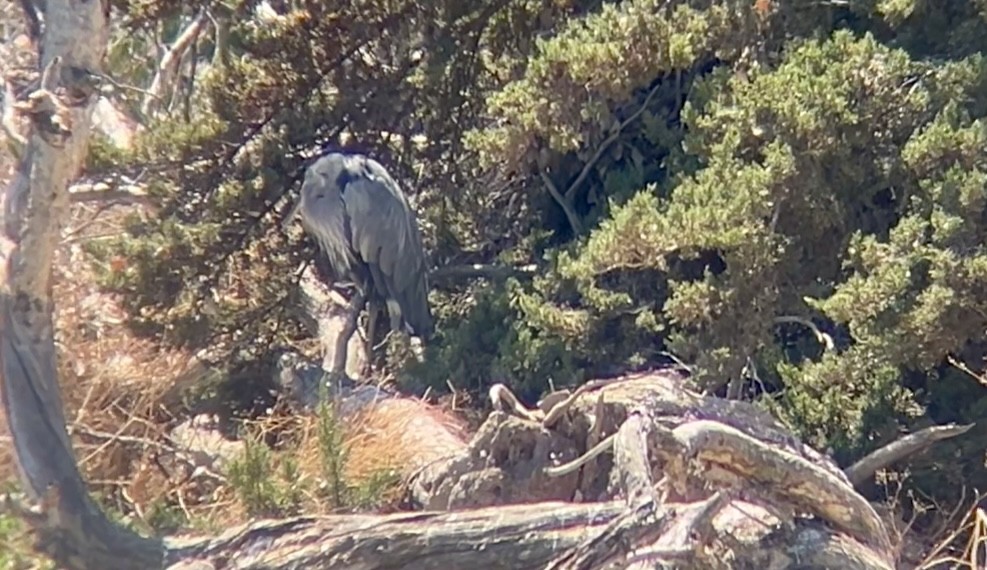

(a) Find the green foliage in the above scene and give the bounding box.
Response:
[90,0,987,512]
[0,482,51,570]
[227,430,304,518]
[315,399,349,509]
[143,499,190,534]
[0,511,52,570]
[347,469,402,511]
[770,348,916,462]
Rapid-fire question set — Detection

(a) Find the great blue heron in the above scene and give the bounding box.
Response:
[283,151,434,379]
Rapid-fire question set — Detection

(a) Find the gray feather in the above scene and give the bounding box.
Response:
[291,152,434,339]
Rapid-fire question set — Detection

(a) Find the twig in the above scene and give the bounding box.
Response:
[181,34,200,123]
[542,378,620,428]
[489,383,543,422]
[207,10,230,68]
[58,403,186,486]
[68,183,151,205]
[845,423,975,487]
[540,168,584,236]
[774,315,835,351]
[94,71,164,100]
[657,351,693,374]
[947,355,987,387]
[916,493,985,569]
[562,80,664,203]
[544,434,616,477]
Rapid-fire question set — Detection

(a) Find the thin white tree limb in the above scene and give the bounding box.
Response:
[141,11,208,118]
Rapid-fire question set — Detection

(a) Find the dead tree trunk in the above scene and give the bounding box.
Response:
[0,1,165,569]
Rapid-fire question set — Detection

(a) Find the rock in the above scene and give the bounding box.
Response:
[169,414,244,472]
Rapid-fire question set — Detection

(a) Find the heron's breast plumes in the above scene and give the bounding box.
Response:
[299,176,358,281]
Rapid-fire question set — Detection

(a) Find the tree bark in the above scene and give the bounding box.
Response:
[0,2,164,568]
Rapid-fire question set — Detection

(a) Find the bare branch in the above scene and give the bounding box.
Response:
[544,434,616,477]
[207,10,231,68]
[562,80,664,203]
[774,315,835,351]
[845,423,975,488]
[141,11,208,118]
[0,2,165,568]
[540,167,584,236]
[531,79,664,238]
[68,182,153,206]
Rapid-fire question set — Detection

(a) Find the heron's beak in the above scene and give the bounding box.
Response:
[281,197,302,231]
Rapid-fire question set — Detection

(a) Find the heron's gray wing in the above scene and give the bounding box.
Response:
[297,162,358,280]
[340,162,426,292]
[339,158,433,337]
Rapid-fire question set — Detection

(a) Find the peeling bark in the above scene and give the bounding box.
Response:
[0,2,165,569]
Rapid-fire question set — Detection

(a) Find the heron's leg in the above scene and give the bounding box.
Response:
[364,296,379,377]
[385,298,403,334]
[329,290,366,390]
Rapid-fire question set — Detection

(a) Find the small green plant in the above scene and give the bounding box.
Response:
[142,498,188,534]
[315,397,351,509]
[227,429,285,518]
[0,502,53,570]
[349,469,402,511]
[276,456,305,516]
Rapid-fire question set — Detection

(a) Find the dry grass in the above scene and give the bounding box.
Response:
[0,202,204,509]
[0,196,472,534]
[214,393,471,522]
[916,491,987,569]
[295,396,468,486]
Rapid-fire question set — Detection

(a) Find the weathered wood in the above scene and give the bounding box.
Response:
[610,410,655,505]
[405,379,898,568]
[0,2,166,568]
[408,372,855,510]
[654,419,893,558]
[545,408,727,570]
[163,502,629,570]
[845,422,975,487]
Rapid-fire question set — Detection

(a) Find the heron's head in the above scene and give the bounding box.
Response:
[281,153,351,231]
[307,152,351,180]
